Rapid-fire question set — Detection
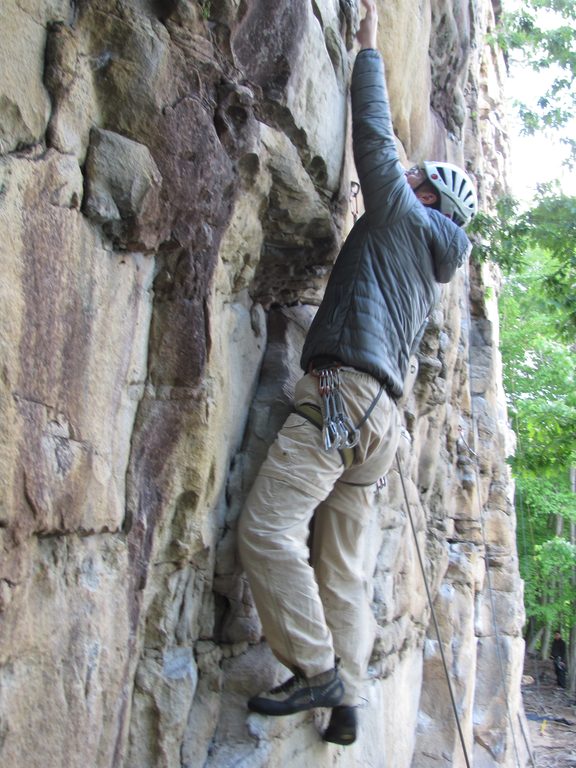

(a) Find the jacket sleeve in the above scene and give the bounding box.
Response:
[351,49,415,226]
[428,209,472,283]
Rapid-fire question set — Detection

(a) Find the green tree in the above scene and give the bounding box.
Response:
[469,184,576,337]
[495,0,576,161]
[498,249,576,678]
[525,187,576,334]
[478,0,576,695]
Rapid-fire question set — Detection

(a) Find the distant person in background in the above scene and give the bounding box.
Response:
[551,630,567,688]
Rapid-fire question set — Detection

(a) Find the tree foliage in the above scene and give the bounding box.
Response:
[481,0,576,668]
[495,0,576,159]
[469,183,576,338]
[498,250,576,639]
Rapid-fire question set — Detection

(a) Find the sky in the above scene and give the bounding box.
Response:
[506,67,576,202]
[504,9,576,201]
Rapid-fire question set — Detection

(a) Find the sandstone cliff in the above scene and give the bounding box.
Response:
[0,1,530,766]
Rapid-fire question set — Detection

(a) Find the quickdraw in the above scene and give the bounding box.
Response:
[314,367,359,452]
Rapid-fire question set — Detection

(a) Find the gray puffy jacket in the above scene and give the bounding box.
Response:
[300,49,470,398]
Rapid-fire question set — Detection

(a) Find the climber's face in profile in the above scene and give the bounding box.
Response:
[405,166,439,208]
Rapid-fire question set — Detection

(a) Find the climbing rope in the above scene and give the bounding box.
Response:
[461,263,527,767]
[459,419,526,768]
[395,452,472,768]
[394,261,531,767]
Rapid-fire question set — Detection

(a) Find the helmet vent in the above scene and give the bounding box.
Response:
[421,160,478,227]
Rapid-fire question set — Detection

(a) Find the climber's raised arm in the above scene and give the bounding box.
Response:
[351,1,415,226]
[356,0,378,50]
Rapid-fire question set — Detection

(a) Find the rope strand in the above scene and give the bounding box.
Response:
[462,263,527,767]
[467,418,525,767]
[395,453,472,768]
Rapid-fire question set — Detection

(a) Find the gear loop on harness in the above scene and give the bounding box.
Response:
[310,364,360,453]
[294,366,386,471]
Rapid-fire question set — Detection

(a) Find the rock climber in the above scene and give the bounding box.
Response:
[238,0,477,746]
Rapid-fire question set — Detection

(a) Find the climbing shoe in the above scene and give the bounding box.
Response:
[323,705,358,745]
[248,666,344,716]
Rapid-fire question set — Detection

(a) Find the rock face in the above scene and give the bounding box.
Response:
[0,1,529,766]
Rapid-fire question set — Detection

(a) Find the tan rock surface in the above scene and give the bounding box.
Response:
[0,1,530,766]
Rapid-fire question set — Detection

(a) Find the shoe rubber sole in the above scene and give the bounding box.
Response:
[323,705,357,745]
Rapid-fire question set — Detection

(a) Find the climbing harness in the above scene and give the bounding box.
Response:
[296,400,355,469]
[294,366,385,470]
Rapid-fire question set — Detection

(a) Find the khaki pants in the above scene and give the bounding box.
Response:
[238,369,401,705]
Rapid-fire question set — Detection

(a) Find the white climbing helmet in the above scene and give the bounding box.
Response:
[422,161,478,227]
